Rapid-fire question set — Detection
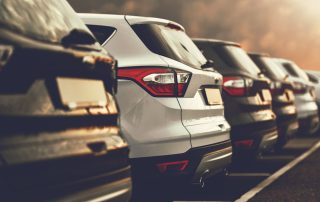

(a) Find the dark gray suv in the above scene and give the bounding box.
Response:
[0,1,131,201]
[194,39,278,159]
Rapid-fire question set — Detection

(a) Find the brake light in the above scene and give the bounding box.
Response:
[157,160,189,173]
[117,67,190,97]
[292,82,306,94]
[234,139,254,148]
[223,76,253,96]
[270,81,282,95]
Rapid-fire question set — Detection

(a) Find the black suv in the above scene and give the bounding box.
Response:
[249,53,299,149]
[194,39,278,159]
[0,1,131,201]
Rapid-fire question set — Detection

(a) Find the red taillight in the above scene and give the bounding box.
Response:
[223,76,253,96]
[156,160,189,173]
[270,81,283,95]
[292,82,306,94]
[117,67,190,97]
[234,139,254,148]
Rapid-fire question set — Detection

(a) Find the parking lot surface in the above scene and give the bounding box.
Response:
[172,135,320,202]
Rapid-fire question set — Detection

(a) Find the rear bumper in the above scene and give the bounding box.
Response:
[1,165,132,202]
[276,114,299,145]
[130,140,232,185]
[298,114,319,135]
[231,122,278,154]
[54,176,132,202]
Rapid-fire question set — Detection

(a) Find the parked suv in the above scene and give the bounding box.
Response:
[194,39,278,158]
[306,71,320,117]
[0,1,131,201]
[249,53,299,148]
[81,14,232,197]
[275,59,319,135]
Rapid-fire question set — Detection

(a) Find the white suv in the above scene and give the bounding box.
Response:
[80,14,232,195]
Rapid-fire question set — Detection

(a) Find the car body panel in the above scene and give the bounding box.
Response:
[81,14,231,183]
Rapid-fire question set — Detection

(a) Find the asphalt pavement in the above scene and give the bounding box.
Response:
[172,135,320,202]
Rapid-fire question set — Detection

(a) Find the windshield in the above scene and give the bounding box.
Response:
[261,56,287,80]
[0,0,93,44]
[132,23,207,69]
[225,45,261,75]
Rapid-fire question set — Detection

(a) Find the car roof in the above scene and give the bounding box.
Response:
[248,52,270,57]
[192,38,241,47]
[79,13,185,31]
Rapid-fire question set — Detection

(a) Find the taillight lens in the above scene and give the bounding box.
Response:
[270,81,282,95]
[223,76,253,96]
[292,82,306,94]
[117,67,191,97]
[156,160,189,173]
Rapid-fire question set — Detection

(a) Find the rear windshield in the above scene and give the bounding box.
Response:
[224,45,261,76]
[282,62,309,81]
[260,56,287,80]
[0,0,92,44]
[307,73,319,83]
[132,23,207,69]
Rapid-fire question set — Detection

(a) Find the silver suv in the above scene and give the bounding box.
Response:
[80,14,232,197]
[275,58,319,135]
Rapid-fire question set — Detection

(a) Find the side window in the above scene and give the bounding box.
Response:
[283,63,299,77]
[87,25,116,45]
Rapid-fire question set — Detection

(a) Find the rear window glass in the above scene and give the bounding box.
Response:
[282,63,299,77]
[224,46,261,76]
[307,73,319,83]
[87,25,116,45]
[281,62,309,81]
[132,23,207,69]
[0,0,92,44]
[260,56,287,80]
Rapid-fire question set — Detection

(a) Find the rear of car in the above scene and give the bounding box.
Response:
[275,59,319,135]
[306,71,320,117]
[81,14,232,194]
[0,1,131,201]
[194,39,278,158]
[249,53,298,148]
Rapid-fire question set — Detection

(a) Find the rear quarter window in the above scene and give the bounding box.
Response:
[87,25,116,45]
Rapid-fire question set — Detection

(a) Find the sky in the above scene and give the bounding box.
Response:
[68,0,320,70]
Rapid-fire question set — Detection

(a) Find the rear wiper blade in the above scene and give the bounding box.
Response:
[61,28,96,47]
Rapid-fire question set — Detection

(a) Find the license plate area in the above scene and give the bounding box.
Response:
[56,77,107,110]
[260,89,272,102]
[203,88,223,105]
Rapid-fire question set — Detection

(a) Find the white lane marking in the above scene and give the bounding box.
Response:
[228,173,270,177]
[235,140,320,202]
[174,201,230,202]
[86,188,129,202]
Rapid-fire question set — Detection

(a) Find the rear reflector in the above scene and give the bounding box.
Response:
[118,67,190,97]
[156,160,189,173]
[234,139,254,148]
